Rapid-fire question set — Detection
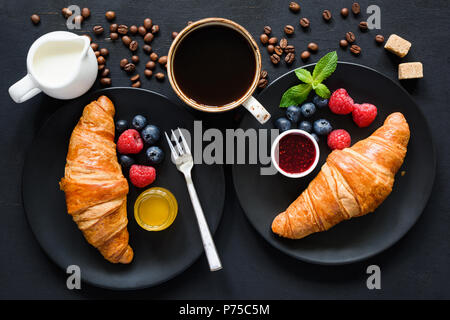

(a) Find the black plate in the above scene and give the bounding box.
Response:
[22,88,225,289]
[232,62,436,265]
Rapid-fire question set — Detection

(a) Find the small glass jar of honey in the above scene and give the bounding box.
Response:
[134,187,178,231]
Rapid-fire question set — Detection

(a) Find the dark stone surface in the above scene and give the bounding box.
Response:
[0,0,449,299]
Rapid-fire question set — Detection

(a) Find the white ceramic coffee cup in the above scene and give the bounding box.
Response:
[9,31,97,103]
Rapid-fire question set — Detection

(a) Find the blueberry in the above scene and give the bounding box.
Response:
[313,119,333,135]
[119,155,135,169]
[274,117,292,132]
[310,133,320,143]
[298,121,312,133]
[146,146,164,164]
[132,115,148,131]
[116,120,128,133]
[300,102,316,118]
[313,95,329,108]
[141,125,160,145]
[286,105,302,123]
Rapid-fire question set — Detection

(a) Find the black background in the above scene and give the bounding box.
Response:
[0,0,449,299]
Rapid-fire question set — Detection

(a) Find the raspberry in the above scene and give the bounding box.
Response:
[352,103,378,127]
[129,165,156,188]
[329,88,354,114]
[327,129,351,150]
[117,129,143,154]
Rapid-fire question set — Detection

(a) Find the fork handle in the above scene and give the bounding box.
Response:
[184,173,222,272]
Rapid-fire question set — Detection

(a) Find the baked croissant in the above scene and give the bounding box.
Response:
[272,112,410,239]
[60,96,133,263]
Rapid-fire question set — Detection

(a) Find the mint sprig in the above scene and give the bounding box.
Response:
[280,51,338,107]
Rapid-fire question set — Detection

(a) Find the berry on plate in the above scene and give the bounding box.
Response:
[274,117,292,132]
[146,146,165,164]
[115,119,128,134]
[141,124,161,145]
[286,105,302,123]
[300,102,316,118]
[131,115,148,131]
[329,88,354,114]
[352,103,378,127]
[129,165,156,188]
[298,120,312,133]
[312,95,329,108]
[313,119,333,135]
[117,129,144,154]
[119,154,135,169]
[327,129,351,150]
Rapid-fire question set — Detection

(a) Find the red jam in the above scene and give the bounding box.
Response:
[278,133,316,174]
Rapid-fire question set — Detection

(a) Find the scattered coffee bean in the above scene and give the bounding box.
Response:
[345,31,356,43]
[101,68,110,77]
[120,59,129,68]
[62,8,72,18]
[268,37,278,45]
[91,43,99,51]
[146,61,156,69]
[289,1,301,13]
[81,8,90,19]
[339,39,349,48]
[129,25,138,35]
[124,63,136,73]
[100,77,111,86]
[131,55,139,64]
[274,46,283,56]
[285,52,295,64]
[263,26,272,35]
[122,35,132,46]
[260,70,268,79]
[285,45,295,53]
[118,24,128,35]
[341,8,349,17]
[270,54,280,65]
[94,51,100,57]
[74,15,83,25]
[110,24,118,32]
[131,74,140,82]
[144,33,154,44]
[359,21,368,31]
[110,32,119,40]
[375,34,385,44]
[129,40,138,52]
[105,11,116,21]
[352,3,361,15]
[150,52,158,61]
[280,38,288,49]
[93,25,104,35]
[350,44,361,55]
[144,18,153,30]
[143,44,152,54]
[300,50,310,60]
[31,14,40,24]
[284,25,295,35]
[267,45,275,54]
[257,78,268,89]
[260,34,269,45]
[322,10,332,21]
[99,48,108,56]
[158,56,168,66]
[172,32,178,39]
[144,69,153,78]
[187,21,193,25]
[308,42,319,52]
[98,64,105,71]
[155,72,165,81]
[97,56,106,65]
[132,81,141,88]
[299,17,310,28]
[138,26,147,36]
[151,25,160,34]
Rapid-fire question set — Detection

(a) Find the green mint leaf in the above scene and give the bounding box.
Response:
[279,83,312,107]
[295,69,313,84]
[312,51,338,84]
[314,83,331,99]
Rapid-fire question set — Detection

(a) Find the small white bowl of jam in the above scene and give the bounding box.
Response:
[271,129,320,178]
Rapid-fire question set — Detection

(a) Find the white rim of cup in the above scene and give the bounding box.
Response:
[271,129,320,178]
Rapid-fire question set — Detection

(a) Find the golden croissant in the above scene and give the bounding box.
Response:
[60,96,133,263]
[272,112,410,239]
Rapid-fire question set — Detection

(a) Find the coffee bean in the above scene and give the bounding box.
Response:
[340,39,349,48]
[268,37,278,45]
[260,70,268,79]
[146,61,156,69]
[91,43,99,51]
[341,8,349,17]
[172,32,178,39]
[62,8,72,18]
[131,55,139,64]
[270,54,280,65]
[375,34,385,44]
[345,31,356,43]
[31,14,40,24]
[124,63,136,73]
[359,21,368,31]
[289,1,301,13]
[260,34,269,45]
[74,15,83,25]
[122,36,132,46]
[151,25,159,34]
[100,68,109,77]
[274,46,283,56]
[144,33,154,44]
[257,78,268,89]
[300,50,310,60]
[299,17,310,28]
[144,69,153,78]
[100,48,109,56]
[138,26,147,36]
[144,18,153,30]
[110,33,119,40]
[322,10,332,21]
[284,25,295,35]
[118,24,128,35]
[350,44,361,55]
[158,56,168,66]
[352,3,361,15]
[267,45,275,54]
[100,77,111,86]
[143,44,152,54]
[187,21,193,25]
[129,40,138,52]
[129,25,138,35]
[263,26,272,35]
[285,45,295,53]
[93,25,104,35]
[155,72,165,81]
[132,81,141,88]
[150,52,158,61]
[110,24,118,32]
[98,64,105,71]
[97,56,106,65]
[81,8,90,19]
[308,42,319,52]
[105,11,116,21]
[131,74,140,82]
[94,51,100,58]
[280,38,288,49]
[285,52,295,64]
[120,59,129,68]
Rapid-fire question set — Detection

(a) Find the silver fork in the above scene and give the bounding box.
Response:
[165,128,222,272]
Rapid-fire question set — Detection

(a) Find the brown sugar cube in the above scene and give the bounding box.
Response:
[384,34,411,58]
[398,62,423,80]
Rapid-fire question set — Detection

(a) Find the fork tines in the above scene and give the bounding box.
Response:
[164,128,191,158]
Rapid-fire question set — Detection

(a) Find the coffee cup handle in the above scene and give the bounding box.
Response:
[242,96,271,124]
[9,74,42,103]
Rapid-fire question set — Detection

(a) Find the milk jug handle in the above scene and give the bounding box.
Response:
[8,74,41,103]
